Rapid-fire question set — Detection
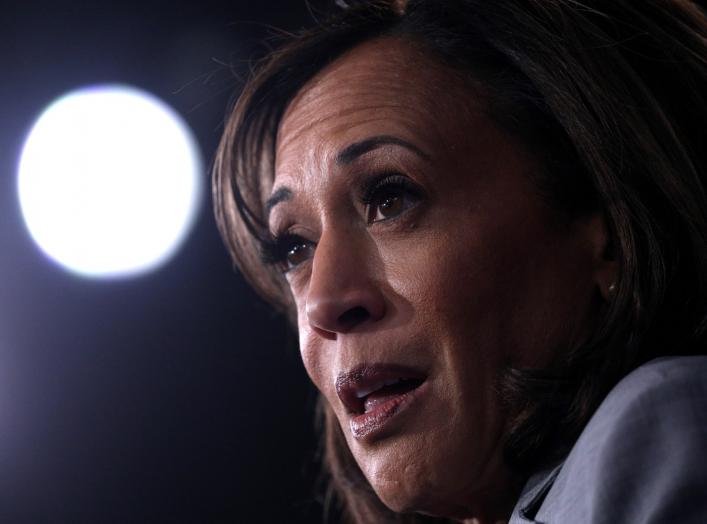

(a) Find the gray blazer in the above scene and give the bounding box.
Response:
[509,356,707,524]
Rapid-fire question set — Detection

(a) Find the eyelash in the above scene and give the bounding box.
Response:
[259,172,422,273]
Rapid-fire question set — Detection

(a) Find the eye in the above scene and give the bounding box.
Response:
[259,232,315,274]
[259,174,422,273]
[361,173,423,223]
[285,240,314,268]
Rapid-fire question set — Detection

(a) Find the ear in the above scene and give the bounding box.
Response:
[584,213,619,302]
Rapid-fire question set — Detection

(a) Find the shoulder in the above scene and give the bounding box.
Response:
[523,356,707,524]
[581,355,707,438]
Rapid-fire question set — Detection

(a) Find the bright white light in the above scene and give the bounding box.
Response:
[17,85,202,278]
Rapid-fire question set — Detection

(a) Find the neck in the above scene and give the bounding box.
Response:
[453,466,523,524]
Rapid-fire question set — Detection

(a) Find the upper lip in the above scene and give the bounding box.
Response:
[335,364,427,415]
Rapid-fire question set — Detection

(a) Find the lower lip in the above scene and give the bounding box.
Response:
[349,381,428,440]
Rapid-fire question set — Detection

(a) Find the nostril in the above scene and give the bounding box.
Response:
[338,306,370,329]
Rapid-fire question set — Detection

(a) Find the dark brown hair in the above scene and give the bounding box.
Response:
[213,1,707,522]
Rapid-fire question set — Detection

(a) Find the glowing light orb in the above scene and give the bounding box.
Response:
[17,85,202,278]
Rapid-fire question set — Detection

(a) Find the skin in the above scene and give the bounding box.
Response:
[268,38,615,523]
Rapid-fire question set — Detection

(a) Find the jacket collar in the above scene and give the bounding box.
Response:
[509,462,563,524]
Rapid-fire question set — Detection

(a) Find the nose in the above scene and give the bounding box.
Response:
[305,228,386,339]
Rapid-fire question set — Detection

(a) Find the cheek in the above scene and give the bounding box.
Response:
[296,307,319,378]
[296,310,336,399]
[380,207,569,368]
[381,222,503,341]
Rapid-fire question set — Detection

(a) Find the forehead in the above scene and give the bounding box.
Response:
[274,37,482,183]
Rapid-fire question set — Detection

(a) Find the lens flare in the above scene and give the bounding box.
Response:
[17,85,202,278]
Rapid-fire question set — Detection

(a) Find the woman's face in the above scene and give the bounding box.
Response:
[268,38,607,520]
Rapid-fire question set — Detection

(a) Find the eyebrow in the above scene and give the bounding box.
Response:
[266,135,430,218]
[336,135,430,165]
[264,186,292,216]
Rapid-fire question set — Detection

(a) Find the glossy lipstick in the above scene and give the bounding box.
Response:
[336,364,426,440]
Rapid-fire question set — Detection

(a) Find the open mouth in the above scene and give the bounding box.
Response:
[336,365,427,439]
[355,377,424,414]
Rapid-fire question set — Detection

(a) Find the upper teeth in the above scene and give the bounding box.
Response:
[355,378,406,399]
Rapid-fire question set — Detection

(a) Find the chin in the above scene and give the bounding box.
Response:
[372,477,444,517]
[372,478,479,521]
[349,425,513,522]
[350,442,457,518]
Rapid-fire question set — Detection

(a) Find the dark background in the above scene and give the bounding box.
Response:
[1,1,334,522]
